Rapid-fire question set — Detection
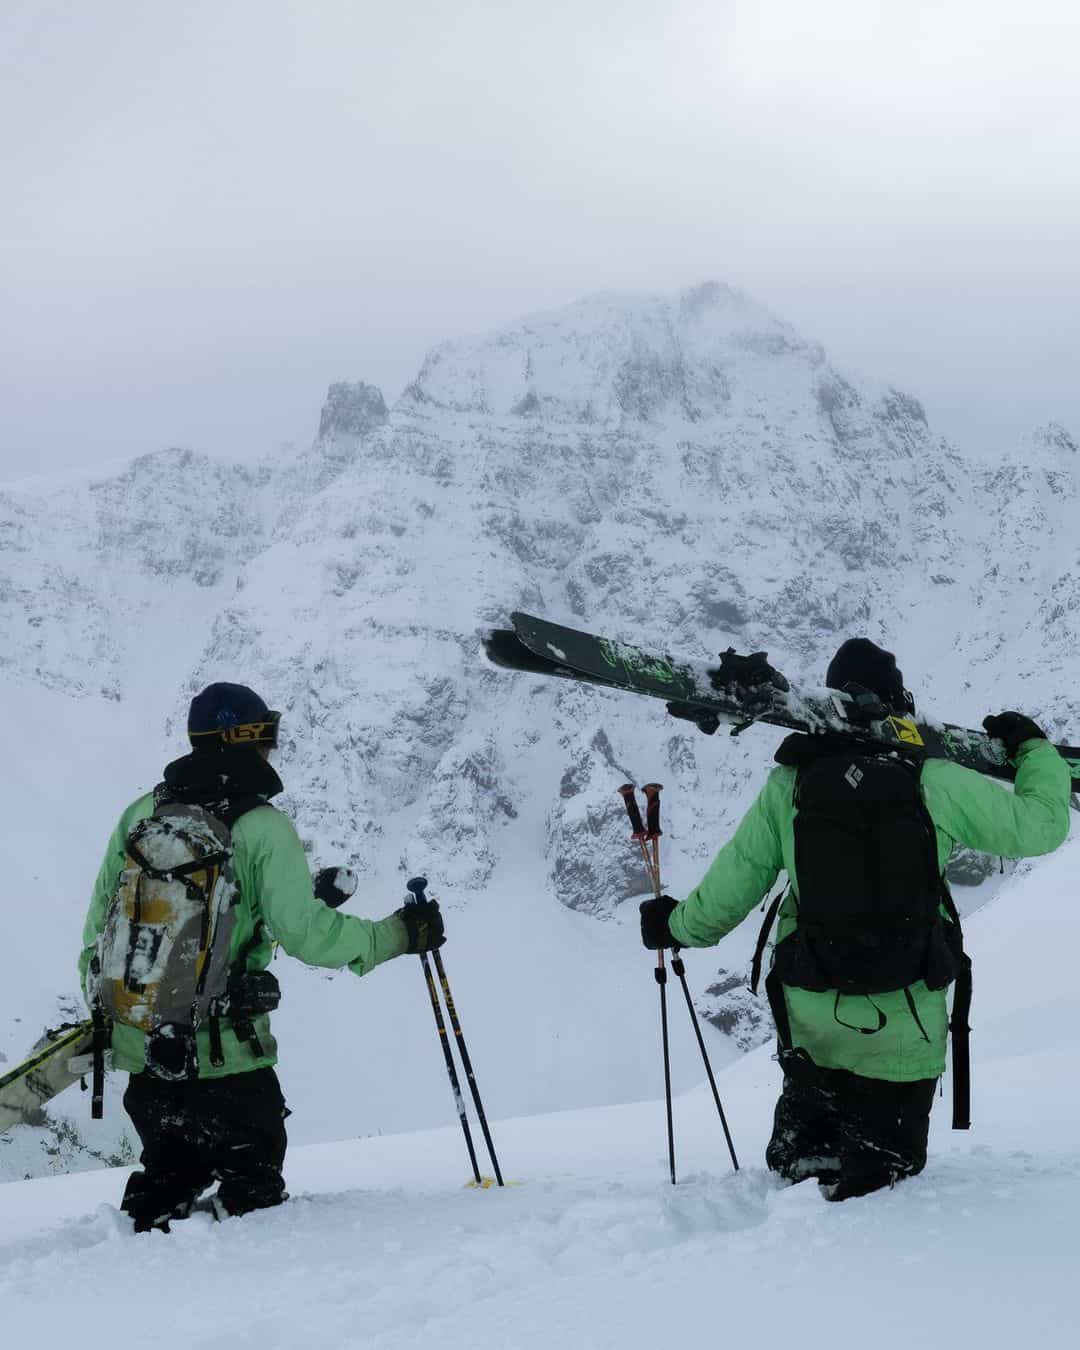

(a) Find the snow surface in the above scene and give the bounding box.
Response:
[3,834,1080,1348]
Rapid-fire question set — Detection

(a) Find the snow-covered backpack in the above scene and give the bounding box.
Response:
[89,801,244,1080]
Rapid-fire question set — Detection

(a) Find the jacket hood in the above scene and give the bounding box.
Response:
[157,747,283,812]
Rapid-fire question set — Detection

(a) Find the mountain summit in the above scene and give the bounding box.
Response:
[405,282,816,426]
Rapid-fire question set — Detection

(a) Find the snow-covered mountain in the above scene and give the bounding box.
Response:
[1,281,1076,1181]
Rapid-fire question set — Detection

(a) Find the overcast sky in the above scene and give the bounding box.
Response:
[2,0,1078,478]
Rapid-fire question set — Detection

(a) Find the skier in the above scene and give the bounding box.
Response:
[79,683,445,1232]
[640,639,1071,1200]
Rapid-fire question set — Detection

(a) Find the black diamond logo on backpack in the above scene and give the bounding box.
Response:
[845,764,864,790]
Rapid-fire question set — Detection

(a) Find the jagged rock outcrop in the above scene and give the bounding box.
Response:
[318,381,389,441]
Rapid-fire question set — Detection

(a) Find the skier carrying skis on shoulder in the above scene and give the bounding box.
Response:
[641,639,1071,1201]
[80,682,445,1232]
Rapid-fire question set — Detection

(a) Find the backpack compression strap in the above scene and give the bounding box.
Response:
[208,797,273,1066]
[751,888,890,1046]
[940,885,972,1130]
[90,1007,109,1120]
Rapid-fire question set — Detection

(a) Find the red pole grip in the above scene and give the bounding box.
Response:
[617,783,647,839]
[642,783,663,840]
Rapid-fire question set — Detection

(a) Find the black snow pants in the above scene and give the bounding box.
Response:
[121,1066,288,1230]
[765,1049,937,1202]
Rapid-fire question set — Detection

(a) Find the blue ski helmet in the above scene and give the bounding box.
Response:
[188,683,281,751]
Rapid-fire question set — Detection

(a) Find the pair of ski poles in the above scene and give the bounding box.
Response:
[618,784,739,1183]
[405,877,504,1188]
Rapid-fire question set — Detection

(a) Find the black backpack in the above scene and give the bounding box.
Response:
[752,741,973,1128]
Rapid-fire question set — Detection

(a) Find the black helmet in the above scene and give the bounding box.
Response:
[826,639,914,716]
[187,683,281,751]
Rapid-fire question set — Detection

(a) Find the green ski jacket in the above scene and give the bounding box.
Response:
[79,794,408,1078]
[669,738,1071,1081]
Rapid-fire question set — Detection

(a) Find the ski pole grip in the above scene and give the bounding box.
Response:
[643,783,663,839]
[406,876,428,906]
[618,784,647,839]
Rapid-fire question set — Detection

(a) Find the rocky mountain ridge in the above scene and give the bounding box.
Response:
[1,281,1076,1180]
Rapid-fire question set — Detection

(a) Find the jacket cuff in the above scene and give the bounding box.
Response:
[668,904,692,948]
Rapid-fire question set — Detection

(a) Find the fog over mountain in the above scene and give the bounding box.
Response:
[2,281,1076,1181]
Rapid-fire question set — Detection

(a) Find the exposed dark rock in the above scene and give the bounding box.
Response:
[318,381,389,440]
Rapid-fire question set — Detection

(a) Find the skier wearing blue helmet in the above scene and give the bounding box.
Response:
[81,682,444,1231]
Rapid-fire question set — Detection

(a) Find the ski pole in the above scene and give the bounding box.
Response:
[619,783,659,893]
[621,782,739,1176]
[408,878,503,1185]
[656,947,676,1185]
[645,786,676,1184]
[642,782,663,887]
[619,784,676,1184]
[669,949,739,1171]
[404,878,482,1185]
[645,783,738,1172]
[428,944,505,1187]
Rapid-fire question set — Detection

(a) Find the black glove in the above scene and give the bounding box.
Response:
[983,711,1047,758]
[398,899,446,953]
[667,702,720,735]
[709,648,790,694]
[313,866,358,909]
[639,895,680,950]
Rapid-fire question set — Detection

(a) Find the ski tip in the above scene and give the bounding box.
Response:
[482,629,533,668]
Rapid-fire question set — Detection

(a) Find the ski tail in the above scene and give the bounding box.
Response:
[0,1021,93,1094]
[0,1021,96,1135]
[484,628,629,693]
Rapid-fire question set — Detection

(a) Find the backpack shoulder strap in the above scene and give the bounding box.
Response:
[749,884,794,1052]
[764,966,794,1050]
[223,797,277,972]
[750,886,786,996]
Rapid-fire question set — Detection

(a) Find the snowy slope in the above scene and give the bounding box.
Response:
[3,834,1079,1349]
[1,281,1077,1181]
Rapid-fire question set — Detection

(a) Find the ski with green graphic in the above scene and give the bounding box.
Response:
[484,612,1080,792]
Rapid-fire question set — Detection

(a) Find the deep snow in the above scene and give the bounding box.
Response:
[3,831,1079,1349]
